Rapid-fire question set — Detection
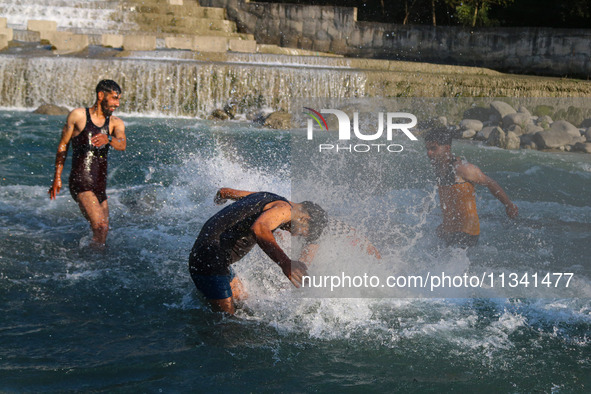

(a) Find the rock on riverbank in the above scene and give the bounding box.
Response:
[454,101,591,154]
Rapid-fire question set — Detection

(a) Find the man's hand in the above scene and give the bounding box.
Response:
[48,177,62,200]
[280,260,308,288]
[505,202,519,219]
[214,189,228,205]
[91,133,109,148]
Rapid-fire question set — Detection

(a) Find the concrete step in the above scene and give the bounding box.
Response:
[165,35,258,53]
[120,3,225,20]
[12,28,254,47]
[116,13,237,35]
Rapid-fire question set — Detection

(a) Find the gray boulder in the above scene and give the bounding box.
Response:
[506,131,520,150]
[524,123,544,135]
[572,135,587,144]
[536,115,553,128]
[572,142,591,153]
[533,129,573,149]
[502,112,532,129]
[518,106,531,116]
[461,129,477,139]
[436,116,448,127]
[520,134,537,150]
[210,108,229,120]
[507,124,523,136]
[33,104,69,116]
[487,127,506,148]
[460,119,483,132]
[462,106,493,123]
[263,111,293,129]
[475,126,499,141]
[490,101,516,120]
[585,128,591,142]
[550,120,581,139]
[580,118,591,128]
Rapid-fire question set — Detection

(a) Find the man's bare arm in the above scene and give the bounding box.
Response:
[214,188,256,204]
[251,202,308,287]
[48,109,83,200]
[109,116,126,151]
[457,163,518,218]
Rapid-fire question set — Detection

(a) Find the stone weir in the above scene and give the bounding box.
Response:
[1,47,591,118]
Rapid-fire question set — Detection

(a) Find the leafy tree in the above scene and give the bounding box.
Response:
[448,0,514,27]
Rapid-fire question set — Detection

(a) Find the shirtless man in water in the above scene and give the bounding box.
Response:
[189,188,380,314]
[49,80,126,248]
[425,128,518,248]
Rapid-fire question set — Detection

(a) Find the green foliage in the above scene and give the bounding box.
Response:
[533,105,554,117]
[553,106,591,127]
[454,3,491,26]
[255,0,589,27]
[449,0,514,27]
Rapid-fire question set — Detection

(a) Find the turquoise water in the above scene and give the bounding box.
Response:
[1,110,590,392]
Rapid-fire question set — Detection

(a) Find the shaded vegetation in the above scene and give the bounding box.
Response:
[255,0,591,28]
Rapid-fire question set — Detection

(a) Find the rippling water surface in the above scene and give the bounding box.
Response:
[1,110,590,392]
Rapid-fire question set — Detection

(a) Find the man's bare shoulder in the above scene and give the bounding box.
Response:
[456,160,487,183]
[266,200,292,212]
[63,108,86,129]
[69,107,86,116]
[110,115,125,127]
[67,107,86,121]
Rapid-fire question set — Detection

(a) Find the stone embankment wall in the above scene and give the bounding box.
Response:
[200,0,591,79]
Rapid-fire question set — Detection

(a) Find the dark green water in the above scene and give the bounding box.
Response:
[1,111,590,392]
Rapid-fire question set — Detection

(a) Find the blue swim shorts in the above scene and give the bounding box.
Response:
[190,267,236,300]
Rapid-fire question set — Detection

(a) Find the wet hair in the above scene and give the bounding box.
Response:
[424,127,453,146]
[96,80,121,98]
[300,201,328,243]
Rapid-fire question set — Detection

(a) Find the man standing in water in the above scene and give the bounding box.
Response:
[49,80,126,248]
[425,128,518,248]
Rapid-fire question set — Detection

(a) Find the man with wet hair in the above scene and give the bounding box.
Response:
[49,79,126,248]
[189,188,330,314]
[425,127,518,248]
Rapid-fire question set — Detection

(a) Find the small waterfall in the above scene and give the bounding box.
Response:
[0,0,121,30]
[0,54,368,116]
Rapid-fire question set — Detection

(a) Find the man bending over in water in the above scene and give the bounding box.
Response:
[189,188,380,314]
[425,128,518,248]
[49,80,126,248]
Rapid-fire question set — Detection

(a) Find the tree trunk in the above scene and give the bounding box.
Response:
[432,0,437,26]
[404,0,409,24]
[472,1,479,27]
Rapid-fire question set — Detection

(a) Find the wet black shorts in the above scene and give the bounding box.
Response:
[69,182,108,204]
[190,266,236,300]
